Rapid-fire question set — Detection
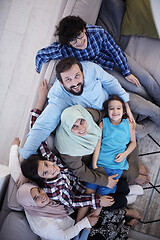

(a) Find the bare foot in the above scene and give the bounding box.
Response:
[139,164,149,176]
[135,174,150,185]
[125,209,142,220]
[36,79,49,110]
[127,218,138,227]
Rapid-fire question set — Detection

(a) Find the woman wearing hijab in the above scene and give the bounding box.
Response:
[55,105,129,192]
[16,183,141,240]
[16,183,98,240]
[55,105,110,186]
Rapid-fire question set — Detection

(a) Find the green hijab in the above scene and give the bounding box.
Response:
[55,105,102,156]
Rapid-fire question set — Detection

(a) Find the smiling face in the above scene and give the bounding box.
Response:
[38,160,60,180]
[30,187,50,207]
[71,118,87,136]
[60,64,84,95]
[108,100,124,124]
[69,29,88,50]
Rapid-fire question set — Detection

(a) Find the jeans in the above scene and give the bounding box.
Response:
[85,168,123,195]
[107,54,160,106]
[129,92,160,127]
[73,229,90,240]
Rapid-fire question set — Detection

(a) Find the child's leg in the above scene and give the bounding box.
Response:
[79,229,90,240]
[91,205,102,217]
[76,206,90,223]
[76,188,96,223]
[73,229,90,240]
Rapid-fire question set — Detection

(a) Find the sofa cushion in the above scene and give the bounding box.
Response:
[0,211,38,240]
[7,177,23,211]
[71,0,102,25]
[121,0,159,39]
[96,0,130,51]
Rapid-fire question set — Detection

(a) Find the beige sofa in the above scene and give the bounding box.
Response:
[0,0,160,239]
[0,1,102,239]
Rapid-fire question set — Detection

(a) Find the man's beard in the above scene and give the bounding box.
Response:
[66,83,84,96]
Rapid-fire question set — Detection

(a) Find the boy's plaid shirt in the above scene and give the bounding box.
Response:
[36,24,130,77]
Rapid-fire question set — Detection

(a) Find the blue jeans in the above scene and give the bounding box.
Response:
[85,168,123,195]
[73,229,90,240]
[107,54,160,106]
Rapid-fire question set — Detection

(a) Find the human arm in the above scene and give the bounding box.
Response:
[27,107,58,163]
[19,102,64,159]
[9,138,22,182]
[9,138,29,186]
[115,120,136,163]
[95,62,129,104]
[125,74,141,87]
[27,213,91,240]
[60,154,108,186]
[35,43,62,73]
[58,192,114,209]
[102,29,130,77]
[102,29,141,87]
[48,184,101,209]
[125,102,136,125]
[92,121,103,169]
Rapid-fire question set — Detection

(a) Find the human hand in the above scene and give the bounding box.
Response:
[92,164,98,169]
[12,137,20,146]
[125,103,136,127]
[107,174,119,188]
[115,153,125,163]
[128,118,136,130]
[87,212,99,227]
[100,195,115,207]
[39,79,49,97]
[125,74,141,87]
[16,172,30,188]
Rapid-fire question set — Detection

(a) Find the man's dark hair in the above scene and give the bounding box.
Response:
[21,154,46,186]
[56,57,83,83]
[103,94,128,119]
[55,15,86,45]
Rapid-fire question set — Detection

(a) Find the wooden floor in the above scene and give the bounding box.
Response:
[0,1,160,239]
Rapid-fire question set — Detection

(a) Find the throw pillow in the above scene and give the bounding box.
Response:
[121,0,159,38]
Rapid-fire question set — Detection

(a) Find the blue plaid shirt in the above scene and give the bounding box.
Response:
[36,24,130,76]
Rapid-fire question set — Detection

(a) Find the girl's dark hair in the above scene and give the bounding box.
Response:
[21,154,46,186]
[56,57,83,83]
[55,15,86,45]
[103,94,128,119]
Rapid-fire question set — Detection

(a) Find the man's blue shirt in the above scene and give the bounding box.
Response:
[20,61,129,159]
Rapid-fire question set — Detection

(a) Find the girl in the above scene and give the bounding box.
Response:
[87,94,137,196]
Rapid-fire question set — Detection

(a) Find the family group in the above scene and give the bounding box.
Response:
[9,16,160,240]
